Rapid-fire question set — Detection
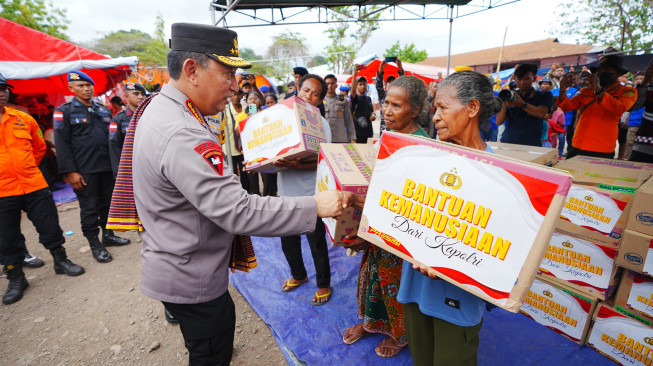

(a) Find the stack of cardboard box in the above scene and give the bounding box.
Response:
[514,156,653,364]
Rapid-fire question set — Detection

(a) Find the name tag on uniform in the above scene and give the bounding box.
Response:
[71,113,88,124]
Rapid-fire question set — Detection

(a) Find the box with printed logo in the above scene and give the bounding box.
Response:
[613,270,653,322]
[357,131,572,312]
[555,184,636,247]
[486,141,558,167]
[627,178,653,237]
[239,96,326,173]
[539,231,621,300]
[616,230,653,277]
[315,143,376,246]
[586,302,653,366]
[520,277,598,344]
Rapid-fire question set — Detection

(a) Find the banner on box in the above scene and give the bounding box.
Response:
[561,186,626,234]
[628,276,653,319]
[540,233,615,291]
[521,279,590,342]
[588,306,653,365]
[360,132,570,304]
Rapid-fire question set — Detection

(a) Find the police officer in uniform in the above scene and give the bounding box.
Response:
[323,74,356,143]
[130,23,350,365]
[53,71,130,264]
[109,82,146,178]
[1,73,84,305]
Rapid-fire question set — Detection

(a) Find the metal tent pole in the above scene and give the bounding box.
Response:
[446,5,454,76]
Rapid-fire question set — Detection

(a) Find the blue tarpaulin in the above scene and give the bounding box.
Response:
[230,236,614,365]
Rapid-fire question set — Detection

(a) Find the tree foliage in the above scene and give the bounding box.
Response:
[86,15,168,66]
[239,47,268,75]
[265,30,309,84]
[0,0,70,40]
[324,6,381,74]
[383,41,428,63]
[554,0,652,53]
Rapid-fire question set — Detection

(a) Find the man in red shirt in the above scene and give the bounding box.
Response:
[557,55,637,158]
[0,73,84,305]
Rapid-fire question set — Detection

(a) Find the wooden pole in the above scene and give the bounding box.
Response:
[496,26,508,79]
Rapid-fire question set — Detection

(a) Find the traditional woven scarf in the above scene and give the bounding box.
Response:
[107,94,257,273]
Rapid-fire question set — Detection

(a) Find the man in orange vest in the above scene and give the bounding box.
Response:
[557,55,637,158]
[0,73,85,305]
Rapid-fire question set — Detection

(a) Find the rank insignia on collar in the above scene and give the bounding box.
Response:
[185,99,204,125]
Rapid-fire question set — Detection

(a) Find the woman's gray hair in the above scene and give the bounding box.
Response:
[438,71,503,129]
[387,75,428,115]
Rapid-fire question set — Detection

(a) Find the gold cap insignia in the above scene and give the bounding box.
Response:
[70,73,80,80]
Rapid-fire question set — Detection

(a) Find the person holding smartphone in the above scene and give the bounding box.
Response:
[377,57,405,132]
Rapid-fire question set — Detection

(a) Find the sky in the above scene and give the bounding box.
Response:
[59,0,574,61]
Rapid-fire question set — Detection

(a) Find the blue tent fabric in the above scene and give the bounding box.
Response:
[231,236,614,365]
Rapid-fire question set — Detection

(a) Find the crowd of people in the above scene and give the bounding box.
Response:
[2,19,653,366]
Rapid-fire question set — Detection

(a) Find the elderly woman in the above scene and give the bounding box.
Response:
[398,71,502,366]
[342,76,429,358]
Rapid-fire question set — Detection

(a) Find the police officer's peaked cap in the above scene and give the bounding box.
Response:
[589,54,628,75]
[170,23,252,69]
[124,82,147,94]
[0,73,14,89]
[68,70,94,85]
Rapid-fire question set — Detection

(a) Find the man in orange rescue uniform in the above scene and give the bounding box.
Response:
[557,55,637,159]
[0,73,84,305]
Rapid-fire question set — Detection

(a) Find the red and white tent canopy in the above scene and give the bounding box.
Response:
[0,17,137,96]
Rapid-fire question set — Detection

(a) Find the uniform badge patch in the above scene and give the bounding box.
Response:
[53,111,64,129]
[109,122,118,132]
[185,99,204,125]
[194,142,223,175]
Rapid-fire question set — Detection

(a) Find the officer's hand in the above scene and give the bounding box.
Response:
[66,172,86,191]
[412,263,439,280]
[314,190,347,218]
[342,234,370,252]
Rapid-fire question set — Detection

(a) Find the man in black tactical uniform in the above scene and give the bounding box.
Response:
[109,82,146,178]
[53,71,130,263]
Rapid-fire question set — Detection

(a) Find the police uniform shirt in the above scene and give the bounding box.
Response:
[53,98,113,174]
[324,95,356,143]
[132,84,318,304]
[109,108,133,176]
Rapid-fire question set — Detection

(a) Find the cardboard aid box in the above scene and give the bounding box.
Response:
[520,277,598,344]
[539,231,621,300]
[566,155,653,174]
[239,96,326,173]
[587,302,653,366]
[486,141,558,166]
[614,270,653,322]
[557,158,652,189]
[357,131,572,312]
[556,184,634,247]
[628,178,653,237]
[315,143,377,246]
[616,230,653,277]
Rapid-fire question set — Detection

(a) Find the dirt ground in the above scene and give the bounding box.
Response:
[0,200,287,365]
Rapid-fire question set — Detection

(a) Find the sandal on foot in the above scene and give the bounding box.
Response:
[281,277,308,292]
[312,287,333,306]
[343,324,369,345]
[375,337,404,358]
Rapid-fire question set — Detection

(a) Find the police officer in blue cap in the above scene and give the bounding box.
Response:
[53,71,131,264]
[109,82,146,178]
